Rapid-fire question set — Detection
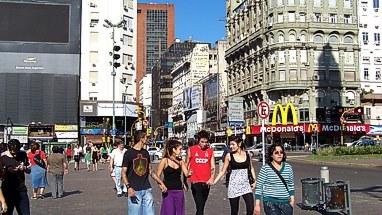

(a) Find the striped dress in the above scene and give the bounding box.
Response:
[254,162,295,203]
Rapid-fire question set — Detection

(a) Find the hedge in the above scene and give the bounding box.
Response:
[317,146,382,156]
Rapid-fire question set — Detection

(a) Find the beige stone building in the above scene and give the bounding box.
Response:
[225,0,363,145]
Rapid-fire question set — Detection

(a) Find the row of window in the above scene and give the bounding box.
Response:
[271,12,353,24]
[363,68,382,80]
[362,32,381,44]
[268,0,353,8]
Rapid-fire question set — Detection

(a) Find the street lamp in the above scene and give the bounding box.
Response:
[104,18,125,144]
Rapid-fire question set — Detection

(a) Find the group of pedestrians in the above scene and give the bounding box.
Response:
[0,139,68,215]
[72,142,109,172]
[112,129,295,215]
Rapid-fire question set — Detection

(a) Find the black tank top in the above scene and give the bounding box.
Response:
[229,152,250,170]
[163,161,183,190]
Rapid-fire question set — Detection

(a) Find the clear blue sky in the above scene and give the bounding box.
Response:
[138,0,226,45]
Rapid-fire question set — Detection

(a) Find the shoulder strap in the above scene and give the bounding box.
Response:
[269,163,289,193]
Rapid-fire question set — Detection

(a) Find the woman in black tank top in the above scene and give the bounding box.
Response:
[157,140,193,215]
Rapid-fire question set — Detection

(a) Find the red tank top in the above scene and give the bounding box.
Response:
[188,145,213,183]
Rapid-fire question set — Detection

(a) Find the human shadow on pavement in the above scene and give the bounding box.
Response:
[351,185,382,200]
[44,190,82,198]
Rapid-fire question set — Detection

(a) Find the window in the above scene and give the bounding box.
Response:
[363,32,369,44]
[344,15,351,24]
[89,92,98,101]
[314,0,321,7]
[89,32,98,43]
[279,50,285,63]
[89,71,98,84]
[90,51,98,63]
[300,13,306,22]
[363,56,370,62]
[364,68,369,80]
[280,70,286,81]
[300,34,306,42]
[314,13,322,22]
[279,34,285,43]
[290,69,297,80]
[288,0,295,5]
[344,36,353,44]
[278,13,284,23]
[289,34,296,42]
[123,35,133,46]
[123,16,133,29]
[329,14,337,23]
[344,0,351,8]
[329,35,338,44]
[314,35,324,43]
[375,33,381,43]
[278,0,283,6]
[300,50,307,62]
[288,12,295,22]
[300,0,305,5]
[329,0,336,7]
[289,50,297,62]
[374,0,380,8]
[376,68,381,80]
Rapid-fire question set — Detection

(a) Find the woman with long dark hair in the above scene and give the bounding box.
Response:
[27,141,48,199]
[157,139,193,215]
[254,143,295,215]
[213,137,256,215]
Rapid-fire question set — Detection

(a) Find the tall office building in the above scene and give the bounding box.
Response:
[0,0,81,142]
[80,0,138,144]
[226,0,365,146]
[136,3,175,102]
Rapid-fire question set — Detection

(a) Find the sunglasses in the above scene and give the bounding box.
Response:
[274,151,284,155]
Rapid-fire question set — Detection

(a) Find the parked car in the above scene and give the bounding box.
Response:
[154,149,163,160]
[245,144,263,157]
[147,146,160,157]
[210,143,227,162]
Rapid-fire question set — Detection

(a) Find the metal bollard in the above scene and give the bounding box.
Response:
[320,166,329,183]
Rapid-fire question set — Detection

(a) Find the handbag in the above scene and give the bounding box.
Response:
[269,162,289,192]
[33,151,46,169]
[225,152,255,188]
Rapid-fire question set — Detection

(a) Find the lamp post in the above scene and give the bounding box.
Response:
[104,19,125,144]
[123,86,128,146]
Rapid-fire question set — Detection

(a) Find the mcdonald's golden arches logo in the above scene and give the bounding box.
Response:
[271,103,298,126]
[307,124,319,132]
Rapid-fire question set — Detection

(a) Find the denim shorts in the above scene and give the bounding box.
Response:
[263,201,293,215]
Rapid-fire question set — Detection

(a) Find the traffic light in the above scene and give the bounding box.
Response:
[113,45,121,68]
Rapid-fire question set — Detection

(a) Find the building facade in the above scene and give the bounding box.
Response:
[0,0,81,143]
[136,3,175,102]
[80,0,138,145]
[151,40,199,133]
[226,0,364,146]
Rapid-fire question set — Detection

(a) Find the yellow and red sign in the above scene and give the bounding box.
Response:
[251,123,370,134]
[271,103,298,126]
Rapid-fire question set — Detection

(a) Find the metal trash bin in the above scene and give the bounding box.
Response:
[301,177,322,207]
[324,181,351,214]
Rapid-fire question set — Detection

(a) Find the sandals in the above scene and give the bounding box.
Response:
[31,196,38,200]
[39,194,45,199]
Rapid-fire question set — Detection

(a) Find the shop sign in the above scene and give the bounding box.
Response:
[321,124,369,132]
[271,103,298,126]
[54,125,78,131]
[307,124,319,132]
[80,129,102,135]
[261,125,304,133]
[12,127,28,135]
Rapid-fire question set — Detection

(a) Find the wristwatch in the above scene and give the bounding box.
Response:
[126,184,131,189]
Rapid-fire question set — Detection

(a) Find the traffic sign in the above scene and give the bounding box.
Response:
[258,101,270,119]
[340,116,345,123]
[111,129,117,136]
[142,119,149,126]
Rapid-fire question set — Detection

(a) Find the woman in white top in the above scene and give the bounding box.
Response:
[73,145,80,171]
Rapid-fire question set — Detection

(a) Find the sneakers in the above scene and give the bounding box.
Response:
[124,192,129,197]
[31,196,38,200]
[117,194,123,197]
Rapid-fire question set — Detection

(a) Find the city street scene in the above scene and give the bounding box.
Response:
[0,0,382,214]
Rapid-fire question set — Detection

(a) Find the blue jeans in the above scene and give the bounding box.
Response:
[263,201,293,215]
[128,188,154,215]
[114,167,127,194]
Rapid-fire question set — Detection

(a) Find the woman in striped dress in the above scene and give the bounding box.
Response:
[254,143,295,215]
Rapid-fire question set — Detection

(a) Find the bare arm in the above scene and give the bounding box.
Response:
[206,152,215,185]
[157,158,166,179]
[249,153,257,188]
[149,165,167,192]
[109,157,114,173]
[213,153,230,184]
[122,167,129,186]
[180,160,192,176]
[185,149,191,169]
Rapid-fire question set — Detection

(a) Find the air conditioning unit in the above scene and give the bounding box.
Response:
[92,63,97,67]
[124,6,128,12]
[90,3,97,8]
[367,115,371,119]
[364,40,369,44]
[376,41,380,45]
[313,75,319,80]
[359,23,363,27]
[129,28,134,32]
[91,83,96,86]
[304,62,310,66]
[268,22,273,28]
[375,8,379,12]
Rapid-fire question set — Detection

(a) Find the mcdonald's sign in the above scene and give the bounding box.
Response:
[307,124,319,132]
[271,103,298,126]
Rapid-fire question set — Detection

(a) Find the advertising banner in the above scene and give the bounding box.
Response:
[203,75,218,122]
[54,125,78,131]
[183,86,200,111]
[12,127,28,135]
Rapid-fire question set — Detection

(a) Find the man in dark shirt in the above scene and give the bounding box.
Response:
[122,130,166,215]
[1,139,31,215]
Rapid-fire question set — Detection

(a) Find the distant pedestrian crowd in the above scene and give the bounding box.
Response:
[0,129,295,215]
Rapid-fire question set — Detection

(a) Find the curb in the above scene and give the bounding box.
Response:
[288,157,382,168]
